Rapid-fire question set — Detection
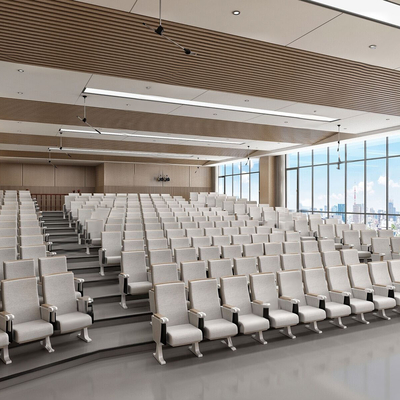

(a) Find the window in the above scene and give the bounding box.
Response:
[218,158,260,203]
[285,136,399,232]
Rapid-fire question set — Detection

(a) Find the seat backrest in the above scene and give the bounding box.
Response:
[302,268,330,298]
[204,227,222,237]
[0,236,17,249]
[301,240,318,253]
[199,246,220,262]
[208,259,233,284]
[221,244,242,260]
[282,241,301,254]
[181,261,207,286]
[147,238,168,251]
[258,255,280,276]
[175,247,197,267]
[4,259,35,280]
[378,229,394,238]
[101,231,122,256]
[121,251,147,282]
[2,277,41,324]
[348,260,373,288]
[215,221,230,228]
[335,224,350,239]
[212,235,230,248]
[371,237,391,256]
[123,239,145,252]
[269,232,285,243]
[149,249,173,266]
[264,242,283,256]
[352,223,367,232]
[151,263,179,285]
[233,257,257,279]
[280,253,302,271]
[0,228,17,238]
[230,220,245,228]
[220,275,252,315]
[318,239,335,252]
[145,230,164,240]
[170,237,191,253]
[325,218,339,225]
[222,227,239,237]
[43,272,77,315]
[343,231,361,250]
[318,224,335,239]
[256,226,272,235]
[302,252,323,269]
[154,281,188,326]
[0,246,18,280]
[186,228,204,239]
[86,219,104,238]
[325,265,352,292]
[321,251,342,267]
[250,273,278,310]
[189,278,222,321]
[125,223,143,232]
[360,230,376,246]
[20,235,44,246]
[192,236,211,250]
[285,231,300,242]
[340,249,360,266]
[294,219,309,233]
[243,243,263,257]
[20,226,41,236]
[251,233,269,244]
[391,237,400,253]
[277,270,306,305]
[388,260,400,282]
[368,261,392,286]
[39,255,67,279]
[124,231,143,240]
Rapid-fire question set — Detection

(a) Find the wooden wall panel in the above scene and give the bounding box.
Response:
[95,164,104,190]
[104,163,134,186]
[23,165,54,187]
[190,166,212,188]
[133,164,163,187]
[162,165,190,188]
[0,164,22,186]
[85,167,96,187]
[55,165,85,187]
[259,156,276,207]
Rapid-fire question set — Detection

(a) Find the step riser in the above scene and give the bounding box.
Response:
[93,313,151,327]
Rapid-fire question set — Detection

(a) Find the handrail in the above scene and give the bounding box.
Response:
[32,194,67,211]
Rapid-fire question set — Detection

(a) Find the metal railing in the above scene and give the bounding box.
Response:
[32,194,66,211]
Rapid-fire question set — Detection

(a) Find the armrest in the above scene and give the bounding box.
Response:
[221,304,239,323]
[46,251,57,257]
[342,244,354,249]
[305,294,326,309]
[77,296,94,320]
[392,282,400,292]
[0,311,14,341]
[373,284,395,298]
[46,241,53,252]
[361,244,371,251]
[188,308,206,329]
[74,277,84,295]
[329,290,350,305]
[41,303,58,323]
[152,314,169,344]
[119,273,129,294]
[352,287,373,301]
[251,300,270,318]
[278,297,300,313]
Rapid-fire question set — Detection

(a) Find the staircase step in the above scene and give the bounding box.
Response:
[84,283,120,302]
[93,299,150,322]
[78,271,119,283]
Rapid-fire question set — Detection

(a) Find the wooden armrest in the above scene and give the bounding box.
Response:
[331,289,344,293]
[307,293,319,297]
[222,304,237,309]
[253,299,264,305]
[153,313,166,320]
[280,296,292,301]
[353,287,366,290]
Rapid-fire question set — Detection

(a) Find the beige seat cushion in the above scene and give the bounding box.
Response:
[167,324,202,347]
[238,314,270,334]
[56,312,92,333]
[128,281,152,295]
[13,320,53,343]
[203,319,238,340]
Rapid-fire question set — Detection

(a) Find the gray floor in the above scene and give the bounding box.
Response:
[3,313,400,400]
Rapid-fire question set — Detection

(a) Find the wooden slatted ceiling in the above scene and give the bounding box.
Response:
[1,0,400,116]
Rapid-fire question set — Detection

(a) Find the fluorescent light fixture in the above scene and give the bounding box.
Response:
[83,88,338,123]
[303,0,400,29]
[59,129,245,145]
[48,147,194,159]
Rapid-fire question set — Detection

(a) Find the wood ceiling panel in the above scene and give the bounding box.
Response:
[1,0,400,116]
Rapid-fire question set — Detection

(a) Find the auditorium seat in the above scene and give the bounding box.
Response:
[233,257,257,282]
[282,241,301,254]
[301,240,318,253]
[149,249,173,267]
[343,231,371,261]
[372,237,398,261]
[175,247,197,268]
[208,258,233,285]
[280,253,302,271]
[99,231,122,276]
[123,239,145,251]
[302,252,324,269]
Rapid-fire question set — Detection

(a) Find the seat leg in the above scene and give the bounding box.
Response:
[0,346,11,365]
[393,306,400,314]
[305,321,322,334]
[374,309,391,320]
[352,313,369,324]
[86,246,90,255]
[189,342,203,358]
[42,336,55,353]
[221,337,236,351]
[153,343,166,365]
[78,327,92,343]
[329,317,347,329]
[252,331,267,345]
[99,264,105,276]
[120,294,128,309]
[280,326,296,339]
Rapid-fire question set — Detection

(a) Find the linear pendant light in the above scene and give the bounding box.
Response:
[83,88,338,123]
[59,129,245,145]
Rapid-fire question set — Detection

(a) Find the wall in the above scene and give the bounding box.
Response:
[259,156,277,207]
[99,163,214,198]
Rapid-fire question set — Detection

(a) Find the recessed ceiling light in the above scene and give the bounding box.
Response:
[17,92,23,95]
[213,113,217,116]
[244,99,249,102]
[232,10,240,15]
[59,129,245,145]
[83,87,339,122]
[17,69,24,73]
[369,44,377,49]
[146,86,151,89]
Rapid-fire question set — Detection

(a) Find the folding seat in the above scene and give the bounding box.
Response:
[152,281,203,365]
[186,228,204,240]
[282,241,301,254]
[181,261,207,292]
[0,215,18,222]
[340,248,363,267]
[239,226,255,235]
[245,219,259,228]
[3,259,35,281]
[208,215,222,223]
[371,237,398,261]
[20,226,43,237]
[20,244,49,275]
[322,250,343,268]
[181,222,197,230]
[223,215,235,222]
[378,229,394,238]
[251,233,269,244]
[243,243,264,258]
[232,234,251,248]
[124,230,144,240]
[19,219,40,228]
[145,223,162,231]
[125,223,143,232]
[204,227,222,237]
[301,240,318,253]
[249,207,262,221]
[0,228,17,238]
[264,242,283,258]
[234,203,246,216]
[211,235,230,250]
[285,231,300,242]
[280,253,302,271]
[302,252,323,269]
[258,255,281,277]
[325,218,340,225]
[388,259,400,283]
[1,277,55,355]
[175,247,197,268]
[215,220,229,228]
[99,231,122,276]
[309,218,323,235]
[360,230,377,251]
[105,223,124,233]
[369,261,400,312]
[348,263,396,319]
[318,224,342,250]
[277,270,326,333]
[220,275,269,344]
[302,267,351,329]
[233,257,257,282]
[193,216,207,223]
[269,232,285,243]
[223,201,234,215]
[222,227,239,240]
[85,219,105,246]
[170,237,191,255]
[118,250,151,309]
[199,246,220,264]
[256,226,272,234]
[192,236,211,255]
[230,220,245,228]
[178,216,192,223]
[391,237,400,257]
[221,245,242,267]
[335,224,350,241]
[0,236,17,249]
[343,231,371,261]
[318,239,335,253]
[123,239,145,251]
[208,259,233,285]
[351,223,367,232]
[39,256,83,297]
[147,238,168,251]
[249,272,299,339]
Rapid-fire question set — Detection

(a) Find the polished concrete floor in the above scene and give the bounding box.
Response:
[4,313,400,400]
